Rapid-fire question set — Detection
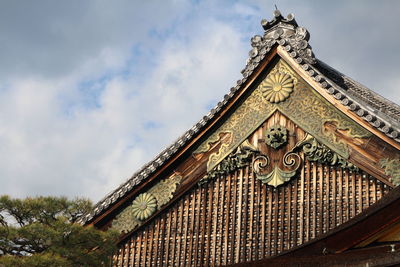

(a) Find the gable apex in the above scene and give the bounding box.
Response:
[79,10,400,226]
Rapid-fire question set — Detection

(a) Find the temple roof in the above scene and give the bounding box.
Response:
[79,10,400,225]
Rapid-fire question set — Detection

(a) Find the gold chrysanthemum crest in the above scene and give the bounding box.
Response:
[131,193,157,220]
[260,72,294,103]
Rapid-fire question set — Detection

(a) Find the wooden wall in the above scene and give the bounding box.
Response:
[112,162,390,266]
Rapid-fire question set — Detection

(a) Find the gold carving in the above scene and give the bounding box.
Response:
[253,150,301,187]
[380,158,400,185]
[260,72,294,103]
[112,173,182,233]
[131,193,157,220]
[194,59,371,173]
[148,173,182,208]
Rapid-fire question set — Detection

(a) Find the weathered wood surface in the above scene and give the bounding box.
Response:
[111,112,392,266]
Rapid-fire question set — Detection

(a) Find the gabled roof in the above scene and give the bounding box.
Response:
[79,10,400,225]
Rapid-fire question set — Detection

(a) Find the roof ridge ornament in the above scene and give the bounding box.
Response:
[242,10,315,79]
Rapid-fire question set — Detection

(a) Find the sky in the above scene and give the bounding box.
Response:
[1,1,399,203]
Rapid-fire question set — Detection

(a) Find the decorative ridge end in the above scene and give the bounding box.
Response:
[242,10,315,79]
[261,10,298,32]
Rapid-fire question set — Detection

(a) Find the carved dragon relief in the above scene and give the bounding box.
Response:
[193,59,371,176]
[112,173,182,234]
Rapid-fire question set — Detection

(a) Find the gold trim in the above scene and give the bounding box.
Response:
[194,58,371,173]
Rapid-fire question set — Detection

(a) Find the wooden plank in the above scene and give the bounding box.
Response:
[129,237,135,267]
[217,173,226,266]
[278,187,283,253]
[152,219,160,266]
[305,160,310,242]
[210,176,219,266]
[286,183,291,250]
[254,167,261,260]
[344,169,350,222]
[235,169,244,263]
[180,198,189,267]
[337,168,343,226]
[273,188,279,256]
[223,172,232,265]
[176,199,184,266]
[141,227,148,266]
[192,187,202,267]
[248,165,255,260]
[299,162,305,244]
[135,231,142,267]
[196,186,207,266]
[229,171,238,264]
[293,173,298,247]
[365,175,370,209]
[318,164,323,236]
[204,177,215,266]
[331,167,337,228]
[267,186,273,256]
[351,171,356,218]
[324,165,329,234]
[312,162,317,239]
[163,210,172,266]
[260,177,267,258]
[241,167,249,262]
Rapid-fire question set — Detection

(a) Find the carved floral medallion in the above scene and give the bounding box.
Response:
[260,72,294,103]
[112,174,182,234]
[131,193,157,220]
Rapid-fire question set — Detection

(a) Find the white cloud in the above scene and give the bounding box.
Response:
[0,1,399,203]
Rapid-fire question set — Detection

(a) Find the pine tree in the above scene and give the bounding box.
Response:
[0,195,118,266]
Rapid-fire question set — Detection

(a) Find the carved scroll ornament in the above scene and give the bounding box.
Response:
[253,150,301,187]
[200,132,359,188]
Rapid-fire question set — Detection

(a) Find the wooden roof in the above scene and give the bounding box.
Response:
[79,10,400,226]
[78,9,400,266]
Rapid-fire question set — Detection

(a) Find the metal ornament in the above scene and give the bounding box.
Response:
[112,173,182,233]
[265,125,288,149]
[253,150,301,187]
[261,72,294,103]
[194,59,371,174]
[131,193,157,221]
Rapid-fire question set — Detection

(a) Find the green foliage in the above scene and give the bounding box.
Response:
[0,196,118,266]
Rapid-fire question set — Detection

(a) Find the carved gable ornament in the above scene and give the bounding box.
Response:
[112,173,182,234]
[195,58,369,187]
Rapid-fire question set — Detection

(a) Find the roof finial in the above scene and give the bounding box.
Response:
[273,5,282,18]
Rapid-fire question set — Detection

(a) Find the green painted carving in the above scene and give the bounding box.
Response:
[253,151,301,187]
[260,72,294,103]
[111,206,141,234]
[199,134,359,187]
[194,59,371,174]
[380,158,400,185]
[131,193,157,221]
[148,173,182,208]
[296,135,358,171]
[256,165,297,187]
[265,125,288,149]
[112,174,182,233]
[198,140,258,185]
